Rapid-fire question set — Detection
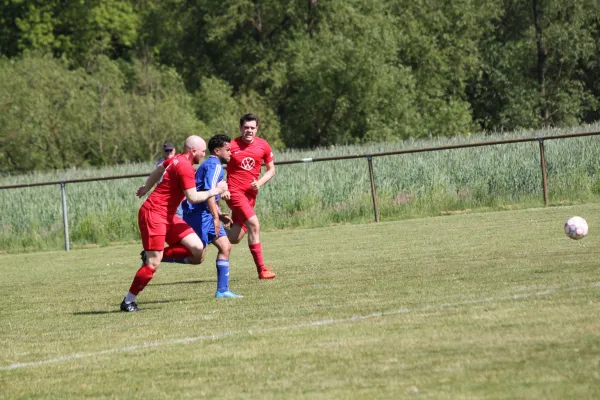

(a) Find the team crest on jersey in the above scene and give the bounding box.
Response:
[173,158,178,165]
[240,157,255,171]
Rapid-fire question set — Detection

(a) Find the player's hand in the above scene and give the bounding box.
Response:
[221,190,231,200]
[136,186,148,197]
[219,213,233,227]
[216,180,228,194]
[250,179,260,191]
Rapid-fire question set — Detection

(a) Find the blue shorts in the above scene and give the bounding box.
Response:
[183,211,226,248]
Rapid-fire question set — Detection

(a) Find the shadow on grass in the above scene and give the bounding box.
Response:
[151,279,214,286]
[72,299,188,315]
[73,310,122,315]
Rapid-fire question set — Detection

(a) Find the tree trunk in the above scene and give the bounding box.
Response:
[532,0,550,123]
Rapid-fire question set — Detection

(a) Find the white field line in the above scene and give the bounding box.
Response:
[2,282,598,371]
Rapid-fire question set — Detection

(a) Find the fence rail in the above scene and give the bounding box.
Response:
[2,130,599,251]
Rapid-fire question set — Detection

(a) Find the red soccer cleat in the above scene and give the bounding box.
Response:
[258,266,276,280]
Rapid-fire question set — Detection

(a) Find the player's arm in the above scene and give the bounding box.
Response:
[136,164,166,197]
[184,180,228,204]
[207,196,222,233]
[252,161,275,191]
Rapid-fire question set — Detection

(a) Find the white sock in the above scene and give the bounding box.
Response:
[125,292,137,304]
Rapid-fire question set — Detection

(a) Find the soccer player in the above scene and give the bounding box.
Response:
[120,135,228,312]
[181,134,242,298]
[226,113,276,279]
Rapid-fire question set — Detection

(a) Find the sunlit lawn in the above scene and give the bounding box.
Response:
[1,204,599,399]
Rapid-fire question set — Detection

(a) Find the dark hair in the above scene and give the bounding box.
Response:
[208,134,231,154]
[239,113,259,127]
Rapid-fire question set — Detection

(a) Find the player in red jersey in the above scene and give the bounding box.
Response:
[120,135,228,312]
[225,113,277,279]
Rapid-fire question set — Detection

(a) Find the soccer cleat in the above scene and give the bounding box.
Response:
[258,266,276,280]
[140,250,147,265]
[215,290,244,299]
[120,299,140,312]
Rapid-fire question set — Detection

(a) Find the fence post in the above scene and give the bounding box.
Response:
[60,182,70,251]
[536,137,549,207]
[366,155,380,223]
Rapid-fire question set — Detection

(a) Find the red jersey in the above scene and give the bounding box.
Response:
[143,154,196,217]
[226,137,274,194]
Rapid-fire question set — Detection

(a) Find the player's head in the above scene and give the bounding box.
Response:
[239,113,259,144]
[208,134,232,164]
[183,135,207,164]
[163,141,175,159]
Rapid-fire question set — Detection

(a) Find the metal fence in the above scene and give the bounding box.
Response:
[1,130,599,251]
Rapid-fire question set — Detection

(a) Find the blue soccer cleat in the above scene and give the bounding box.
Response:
[215,290,244,299]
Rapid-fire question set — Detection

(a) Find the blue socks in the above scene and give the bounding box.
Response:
[216,259,230,293]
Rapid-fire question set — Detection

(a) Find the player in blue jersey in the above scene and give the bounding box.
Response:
[181,134,242,299]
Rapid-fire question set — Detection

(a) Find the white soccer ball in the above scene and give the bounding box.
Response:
[564,216,588,240]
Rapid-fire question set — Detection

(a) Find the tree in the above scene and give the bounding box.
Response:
[0,0,139,64]
[468,0,599,130]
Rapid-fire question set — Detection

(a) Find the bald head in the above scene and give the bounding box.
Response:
[183,135,207,164]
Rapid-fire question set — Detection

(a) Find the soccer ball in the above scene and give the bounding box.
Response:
[564,216,588,240]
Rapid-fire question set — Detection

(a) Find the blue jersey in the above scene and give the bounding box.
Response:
[181,156,224,215]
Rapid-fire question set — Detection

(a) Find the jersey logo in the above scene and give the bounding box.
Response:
[240,157,255,171]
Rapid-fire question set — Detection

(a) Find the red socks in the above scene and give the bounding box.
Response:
[249,243,265,270]
[129,265,155,295]
[163,244,192,259]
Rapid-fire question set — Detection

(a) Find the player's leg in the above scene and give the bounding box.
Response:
[227,192,275,279]
[162,215,204,264]
[245,215,261,245]
[179,232,205,264]
[122,207,165,312]
[236,194,275,279]
[226,222,246,244]
[212,217,242,298]
[244,214,275,279]
[212,234,242,298]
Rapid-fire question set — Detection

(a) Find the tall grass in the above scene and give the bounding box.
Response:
[1,124,600,252]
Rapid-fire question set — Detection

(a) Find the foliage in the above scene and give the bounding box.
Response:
[0,52,203,172]
[0,0,139,62]
[1,125,600,252]
[1,0,600,171]
[469,0,600,130]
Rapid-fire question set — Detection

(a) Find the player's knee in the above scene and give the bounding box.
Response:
[185,246,204,265]
[227,232,242,244]
[147,257,161,269]
[186,253,203,265]
[221,241,232,257]
[246,218,260,232]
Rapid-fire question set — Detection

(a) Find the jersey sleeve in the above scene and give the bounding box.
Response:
[204,161,223,189]
[177,160,197,191]
[263,141,274,164]
[195,164,205,191]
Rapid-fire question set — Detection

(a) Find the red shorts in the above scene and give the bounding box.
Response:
[225,191,257,232]
[138,205,195,251]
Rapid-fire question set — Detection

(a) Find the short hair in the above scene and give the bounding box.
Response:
[208,134,231,154]
[239,113,259,127]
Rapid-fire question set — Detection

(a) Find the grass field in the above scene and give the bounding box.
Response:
[1,203,599,399]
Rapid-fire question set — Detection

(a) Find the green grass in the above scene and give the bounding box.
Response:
[1,204,599,399]
[1,124,600,252]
